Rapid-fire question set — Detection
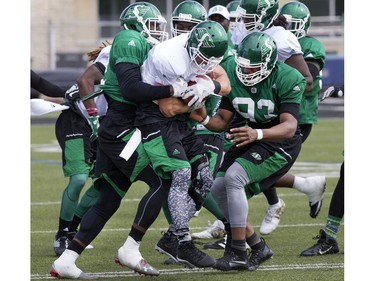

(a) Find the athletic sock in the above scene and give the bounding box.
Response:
[68,215,82,233]
[246,232,262,250]
[57,218,70,238]
[325,215,342,240]
[231,239,247,252]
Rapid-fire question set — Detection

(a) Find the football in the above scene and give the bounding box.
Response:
[183,74,212,104]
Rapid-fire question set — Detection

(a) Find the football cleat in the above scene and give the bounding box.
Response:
[304,176,326,218]
[177,240,216,268]
[163,257,179,265]
[204,236,226,250]
[50,255,97,280]
[248,238,274,271]
[53,236,69,257]
[213,248,248,271]
[191,220,226,239]
[300,229,339,256]
[115,237,159,276]
[155,231,179,263]
[259,198,286,235]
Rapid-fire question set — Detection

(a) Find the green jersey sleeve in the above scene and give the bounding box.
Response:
[100,30,150,103]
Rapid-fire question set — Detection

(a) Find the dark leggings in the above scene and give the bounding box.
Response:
[69,166,170,254]
[328,162,344,218]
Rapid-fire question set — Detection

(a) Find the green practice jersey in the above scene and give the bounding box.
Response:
[298,36,326,125]
[100,29,150,105]
[221,57,306,128]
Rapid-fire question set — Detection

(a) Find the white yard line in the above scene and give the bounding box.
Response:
[30,263,344,279]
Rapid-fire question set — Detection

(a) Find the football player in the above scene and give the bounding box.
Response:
[50,2,193,279]
[136,20,230,268]
[170,0,207,37]
[190,31,306,271]
[231,0,326,236]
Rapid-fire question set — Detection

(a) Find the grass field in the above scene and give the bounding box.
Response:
[30,118,344,281]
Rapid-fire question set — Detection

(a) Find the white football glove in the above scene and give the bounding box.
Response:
[190,75,216,102]
[171,78,191,98]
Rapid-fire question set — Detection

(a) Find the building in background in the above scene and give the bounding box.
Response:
[30,0,344,89]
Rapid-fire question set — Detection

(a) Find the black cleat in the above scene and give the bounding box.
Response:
[204,238,226,250]
[53,236,68,257]
[213,248,248,271]
[155,231,179,263]
[248,238,274,271]
[177,240,216,268]
[300,229,339,256]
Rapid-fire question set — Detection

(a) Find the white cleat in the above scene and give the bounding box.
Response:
[50,259,97,279]
[191,220,226,239]
[259,198,286,235]
[115,237,160,276]
[304,176,326,218]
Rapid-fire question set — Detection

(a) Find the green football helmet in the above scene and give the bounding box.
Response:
[237,0,279,32]
[235,32,277,86]
[119,2,168,45]
[185,20,228,74]
[280,1,311,39]
[226,1,241,31]
[171,0,207,37]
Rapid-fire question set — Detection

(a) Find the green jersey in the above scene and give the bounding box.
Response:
[298,36,326,125]
[221,57,306,128]
[100,29,151,105]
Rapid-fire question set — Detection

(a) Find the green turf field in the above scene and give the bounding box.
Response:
[31,118,344,280]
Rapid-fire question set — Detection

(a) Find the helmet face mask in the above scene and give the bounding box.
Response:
[237,0,279,32]
[171,0,207,37]
[280,2,311,39]
[186,21,228,74]
[235,32,277,86]
[120,2,168,45]
[188,46,223,74]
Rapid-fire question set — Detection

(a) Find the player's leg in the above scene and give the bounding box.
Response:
[53,110,93,256]
[300,161,344,256]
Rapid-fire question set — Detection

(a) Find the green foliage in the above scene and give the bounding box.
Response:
[30,119,344,280]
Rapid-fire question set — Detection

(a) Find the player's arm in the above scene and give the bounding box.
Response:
[158,97,191,117]
[31,69,65,97]
[229,104,299,147]
[284,54,313,92]
[207,65,231,96]
[77,62,105,109]
[190,96,234,132]
[115,63,176,103]
[305,59,321,81]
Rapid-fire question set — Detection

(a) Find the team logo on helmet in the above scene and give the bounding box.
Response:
[257,0,274,11]
[132,5,150,20]
[262,37,274,63]
[194,28,216,49]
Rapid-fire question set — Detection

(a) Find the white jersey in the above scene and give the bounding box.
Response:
[141,33,197,86]
[231,22,302,62]
[263,26,302,62]
[94,45,111,69]
[77,45,111,120]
